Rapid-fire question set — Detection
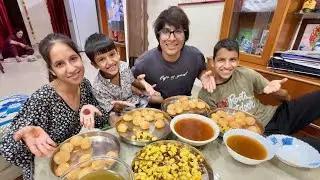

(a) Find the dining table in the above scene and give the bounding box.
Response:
[34,128,320,180]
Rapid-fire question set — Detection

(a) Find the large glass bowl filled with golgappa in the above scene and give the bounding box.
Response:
[59,156,134,180]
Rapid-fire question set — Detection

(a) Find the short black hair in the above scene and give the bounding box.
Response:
[153,6,190,44]
[84,33,116,63]
[14,28,23,34]
[213,39,239,58]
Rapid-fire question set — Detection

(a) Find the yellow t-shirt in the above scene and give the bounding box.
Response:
[198,67,277,127]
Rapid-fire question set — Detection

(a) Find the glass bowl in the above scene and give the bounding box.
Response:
[59,156,134,180]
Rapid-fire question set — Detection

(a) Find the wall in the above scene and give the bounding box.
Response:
[17,0,53,45]
[64,0,99,51]
[147,0,224,57]
[147,0,225,87]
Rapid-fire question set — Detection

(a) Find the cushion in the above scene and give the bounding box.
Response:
[0,95,28,139]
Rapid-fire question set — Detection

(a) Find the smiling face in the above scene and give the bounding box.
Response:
[49,42,84,85]
[159,24,185,61]
[92,49,120,78]
[16,30,23,38]
[211,48,239,84]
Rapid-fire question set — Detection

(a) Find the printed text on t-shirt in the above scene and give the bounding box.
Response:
[160,71,189,81]
[227,91,255,112]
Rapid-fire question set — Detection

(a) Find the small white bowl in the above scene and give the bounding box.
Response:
[223,129,280,165]
[170,114,220,146]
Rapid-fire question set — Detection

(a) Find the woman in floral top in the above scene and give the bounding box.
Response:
[0,34,108,180]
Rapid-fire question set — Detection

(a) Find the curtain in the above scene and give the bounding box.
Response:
[46,0,71,37]
[0,0,12,50]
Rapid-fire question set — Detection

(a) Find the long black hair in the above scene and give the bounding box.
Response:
[39,33,80,82]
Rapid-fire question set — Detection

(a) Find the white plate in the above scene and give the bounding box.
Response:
[267,135,320,168]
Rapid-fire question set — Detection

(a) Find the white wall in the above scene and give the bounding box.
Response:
[17,0,53,45]
[64,0,99,51]
[147,0,225,87]
[147,0,225,57]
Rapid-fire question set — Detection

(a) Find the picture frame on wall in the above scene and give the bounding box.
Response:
[292,19,320,51]
[178,0,224,5]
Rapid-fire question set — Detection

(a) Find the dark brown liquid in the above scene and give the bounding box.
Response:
[226,135,267,160]
[174,118,214,141]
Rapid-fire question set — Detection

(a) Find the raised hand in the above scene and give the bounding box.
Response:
[263,78,288,94]
[200,70,216,93]
[137,74,161,96]
[14,126,57,157]
[80,104,102,129]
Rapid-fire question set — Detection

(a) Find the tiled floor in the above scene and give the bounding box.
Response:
[0,54,201,99]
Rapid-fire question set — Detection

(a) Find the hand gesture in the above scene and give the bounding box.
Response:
[263,78,288,94]
[137,74,161,96]
[14,126,57,157]
[80,104,102,129]
[20,43,27,48]
[200,70,216,93]
[112,100,135,113]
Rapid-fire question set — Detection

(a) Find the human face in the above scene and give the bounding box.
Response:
[93,49,120,78]
[16,31,23,38]
[212,48,238,83]
[49,42,84,85]
[158,24,185,61]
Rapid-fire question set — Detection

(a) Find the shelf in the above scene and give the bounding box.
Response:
[233,11,275,14]
[295,12,320,19]
[239,61,320,87]
[115,42,125,47]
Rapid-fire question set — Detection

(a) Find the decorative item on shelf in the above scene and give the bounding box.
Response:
[178,0,224,6]
[106,0,125,43]
[254,29,270,55]
[241,0,278,12]
[292,19,320,51]
[237,28,259,54]
[300,0,317,13]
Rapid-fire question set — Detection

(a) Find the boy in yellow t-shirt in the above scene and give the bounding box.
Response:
[199,39,320,150]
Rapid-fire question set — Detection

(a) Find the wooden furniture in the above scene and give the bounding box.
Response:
[220,0,305,65]
[219,0,320,137]
[97,0,127,61]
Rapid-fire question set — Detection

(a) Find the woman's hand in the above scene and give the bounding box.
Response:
[13,126,57,157]
[80,104,102,129]
[137,74,161,96]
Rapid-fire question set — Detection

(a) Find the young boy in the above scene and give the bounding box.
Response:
[85,33,162,126]
[132,6,215,109]
[199,39,320,149]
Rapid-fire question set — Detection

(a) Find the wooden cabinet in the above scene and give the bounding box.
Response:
[220,0,304,65]
[219,0,320,137]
